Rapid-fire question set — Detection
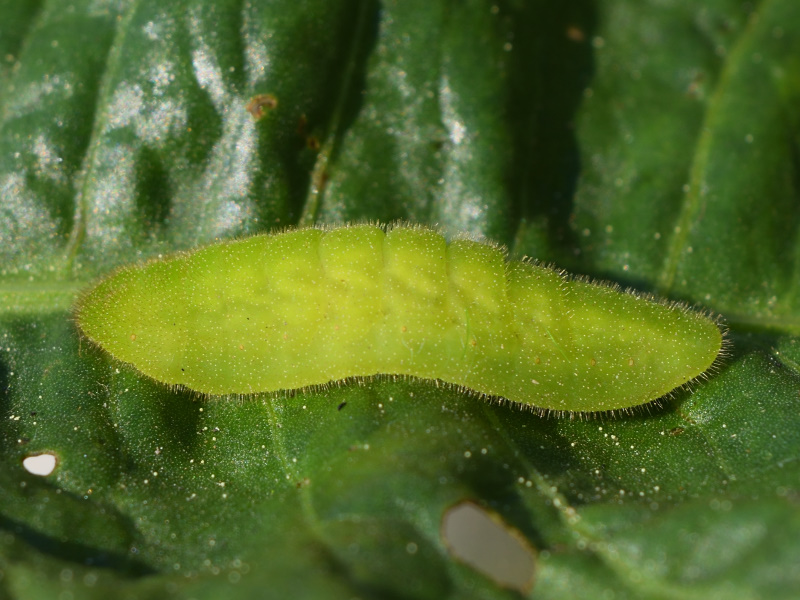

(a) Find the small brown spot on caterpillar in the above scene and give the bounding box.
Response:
[470,338,478,347]
[534,357,541,365]
[283,333,289,340]
[590,358,597,366]
[130,334,137,341]
[401,326,408,333]
[239,345,244,351]
[246,94,278,119]
[628,357,635,366]
[566,25,585,42]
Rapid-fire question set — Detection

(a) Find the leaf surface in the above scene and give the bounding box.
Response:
[1,1,799,598]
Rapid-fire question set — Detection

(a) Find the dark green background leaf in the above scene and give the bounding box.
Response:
[1,0,799,598]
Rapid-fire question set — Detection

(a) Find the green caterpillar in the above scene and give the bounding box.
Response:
[74,224,724,414]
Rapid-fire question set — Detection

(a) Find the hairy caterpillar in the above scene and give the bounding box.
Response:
[74,224,723,413]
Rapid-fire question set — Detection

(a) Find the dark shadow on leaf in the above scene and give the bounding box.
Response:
[0,513,156,575]
[153,386,204,454]
[134,147,172,240]
[0,349,9,401]
[0,349,10,455]
[323,0,381,165]
[278,0,381,224]
[111,370,204,464]
[509,0,596,253]
[185,67,225,169]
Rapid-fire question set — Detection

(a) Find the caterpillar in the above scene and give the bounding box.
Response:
[74,224,724,414]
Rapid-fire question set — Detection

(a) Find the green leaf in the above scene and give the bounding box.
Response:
[1,1,799,599]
